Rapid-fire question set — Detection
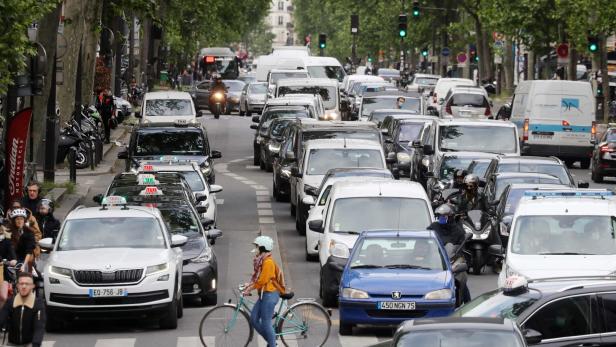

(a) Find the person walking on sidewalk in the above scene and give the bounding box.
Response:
[96,88,115,144]
[0,272,45,347]
[242,236,286,347]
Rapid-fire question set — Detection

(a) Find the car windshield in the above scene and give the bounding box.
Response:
[495,176,561,199]
[349,237,445,270]
[468,161,490,178]
[135,131,204,155]
[397,330,525,347]
[57,217,165,250]
[307,149,383,175]
[307,66,346,82]
[511,215,616,255]
[498,163,570,184]
[145,99,193,117]
[453,289,540,320]
[439,125,517,154]
[303,130,381,143]
[329,197,431,234]
[503,188,528,215]
[224,81,245,91]
[440,157,474,179]
[178,171,205,192]
[414,77,439,86]
[249,83,267,93]
[270,72,308,84]
[398,123,424,142]
[362,97,421,117]
[158,207,201,236]
[450,93,488,107]
[278,86,337,109]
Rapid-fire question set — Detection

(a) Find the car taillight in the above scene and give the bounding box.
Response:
[445,103,452,115]
[523,118,529,142]
[601,145,614,153]
[592,121,597,142]
[485,107,491,116]
[562,120,570,127]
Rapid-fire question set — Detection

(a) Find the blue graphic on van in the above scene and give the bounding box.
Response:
[561,98,580,112]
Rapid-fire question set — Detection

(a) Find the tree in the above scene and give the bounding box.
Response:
[247,19,276,57]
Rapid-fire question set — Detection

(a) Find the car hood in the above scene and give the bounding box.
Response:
[344,268,450,296]
[49,248,171,270]
[510,255,616,279]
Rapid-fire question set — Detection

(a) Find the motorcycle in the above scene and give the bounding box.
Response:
[445,233,472,307]
[209,89,227,119]
[461,209,498,275]
[56,120,90,169]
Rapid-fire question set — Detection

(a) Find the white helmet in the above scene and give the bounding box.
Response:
[9,208,27,220]
[253,235,274,251]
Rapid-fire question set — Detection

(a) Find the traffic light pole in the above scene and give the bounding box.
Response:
[319,47,323,57]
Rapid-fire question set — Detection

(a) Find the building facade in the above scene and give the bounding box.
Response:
[267,0,295,46]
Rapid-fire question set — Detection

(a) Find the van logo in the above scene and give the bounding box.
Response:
[392,291,402,300]
[561,98,580,112]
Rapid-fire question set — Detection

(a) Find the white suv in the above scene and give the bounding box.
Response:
[41,196,186,330]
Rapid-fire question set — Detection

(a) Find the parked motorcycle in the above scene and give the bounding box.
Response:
[461,209,498,275]
[209,89,227,119]
[56,120,90,169]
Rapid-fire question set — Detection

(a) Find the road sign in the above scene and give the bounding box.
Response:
[441,47,450,57]
[557,43,569,58]
[494,55,503,64]
[457,52,467,63]
[495,40,504,48]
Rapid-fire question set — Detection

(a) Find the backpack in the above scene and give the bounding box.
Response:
[271,261,287,295]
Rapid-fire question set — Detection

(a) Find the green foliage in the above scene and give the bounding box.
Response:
[0,0,60,94]
[246,18,276,57]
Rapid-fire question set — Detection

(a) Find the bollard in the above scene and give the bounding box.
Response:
[68,147,77,183]
[95,138,103,165]
[89,140,95,170]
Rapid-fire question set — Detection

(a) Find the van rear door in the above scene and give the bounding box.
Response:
[528,93,592,147]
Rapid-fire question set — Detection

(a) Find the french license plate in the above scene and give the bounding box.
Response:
[533,134,553,139]
[88,288,128,297]
[377,301,416,310]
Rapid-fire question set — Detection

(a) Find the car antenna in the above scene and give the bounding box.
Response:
[343,136,347,148]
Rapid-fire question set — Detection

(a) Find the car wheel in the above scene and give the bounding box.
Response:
[339,322,353,336]
[274,177,288,202]
[472,250,483,276]
[591,164,604,183]
[265,160,273,172]
[201,292,218,306]
[564,159,575,168]
[160,297,179,329]
[580,158,591,170]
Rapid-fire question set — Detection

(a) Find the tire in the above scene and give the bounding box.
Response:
[580,158,591,170]
[274,177,288,202]
[278,301,332,347]
[159,298,179,329]
[472,249,483,276]
[306,239,318,261]
[564,159,575,168]
[45,311,64,332]
[339,322,353,336]
[199,304,252,347]
[201,292,218,306]
[265,160,273,172]
[239,104,245,116]
[592,165,604,183]
[178,295,184,318]
[75,149,89,169]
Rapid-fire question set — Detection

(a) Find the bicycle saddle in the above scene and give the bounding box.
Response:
[280,292,294,300]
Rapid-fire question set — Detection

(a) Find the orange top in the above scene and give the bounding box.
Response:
[254,257,277,292]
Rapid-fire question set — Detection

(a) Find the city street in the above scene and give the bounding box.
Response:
[40,113,610,347]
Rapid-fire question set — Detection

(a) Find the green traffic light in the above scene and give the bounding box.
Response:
[319,43,326,49]
[589,43,598,52]
[399,30,407,38]
[412,10,419,17]
[421,51,428,57]
[368,57,373,62]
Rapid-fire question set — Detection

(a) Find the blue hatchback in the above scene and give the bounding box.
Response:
[338,230,456,335]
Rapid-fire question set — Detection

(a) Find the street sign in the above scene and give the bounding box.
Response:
[557,43,569,58]
[441,47,450,57]
[457,53,467,63]
[495,40,504,48]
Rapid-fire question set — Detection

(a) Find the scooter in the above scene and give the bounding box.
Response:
[461,209,498,275]
[209,89,227,119]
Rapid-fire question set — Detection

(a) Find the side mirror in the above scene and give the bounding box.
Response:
[39,237,54,251]
[210,150,222,159]
[308,219,324,233]
[291,166,302,178]
[304,185,318,196]
[523,329,543,344]
[302,196,316,206]
[196,205,208,214]
[197,110,204,117]
[251,116,260,123]
[250,124,258,130]
[452,262,468,274]
[196,193,208,202]
[117,150,128,160]
[412,140,422,148]
[206,228,222,244]
[209,184,223,193]
[577,181,589,188]
[488,244,505,257]
[422,144,434,155]
[134,111,141,118]
[171,234,188,248]
[201,218,215,228]
[590,139,597,145]
[381,128,389,135]
[93,194,103,204]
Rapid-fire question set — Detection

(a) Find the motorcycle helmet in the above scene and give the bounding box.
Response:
[435,204,454,225]
[9,208,27,220]
[253,235,274,252]
[463,174,479,190]
[37,198,54,214]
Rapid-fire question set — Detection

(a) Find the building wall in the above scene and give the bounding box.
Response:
[267,0,295,47]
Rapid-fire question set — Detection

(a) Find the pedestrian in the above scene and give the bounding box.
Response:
[396,97,406,109]
[96,88,115,144]
[242,236,286,347]
[20,182,41,215]
[0,272,46,347]
[34,199,60,242]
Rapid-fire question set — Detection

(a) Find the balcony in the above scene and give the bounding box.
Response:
[287,5,294,12]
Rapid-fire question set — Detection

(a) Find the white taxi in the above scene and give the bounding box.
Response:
[41,196,186,330]
[497,190,616,287]
[137,91,202,124]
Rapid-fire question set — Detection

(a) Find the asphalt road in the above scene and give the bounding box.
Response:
[41,113,607,347]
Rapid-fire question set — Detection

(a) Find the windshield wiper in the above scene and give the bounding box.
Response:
[538,252,592,255]
[351,264,384,269]
[385,264,433,270]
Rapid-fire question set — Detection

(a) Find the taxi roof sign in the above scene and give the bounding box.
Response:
[139,186,163,196]
[101,195,127,206]
[502,276,528,295]
[159,156,178,162]
[142,164,155,172]
[137,174,159,185]
[523,190,614,199]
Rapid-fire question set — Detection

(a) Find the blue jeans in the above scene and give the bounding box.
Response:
[250,291,279,347]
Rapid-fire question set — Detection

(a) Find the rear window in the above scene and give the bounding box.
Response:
[145,99,193,117]
[497,163,570,185]
[397,123,424,142]
[450,94,488,107]
[303,130,380,143]
[278,86,337,109]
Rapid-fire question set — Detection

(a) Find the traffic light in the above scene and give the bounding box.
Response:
[318,33,327,49]
[412,1,420,18]
[351,14,359,34]
[367,55,373,63]
[469,49,478,63]
[597,83,603,96]
[398,14,407,38]
[588,35,599,53]
[421,47,429,57]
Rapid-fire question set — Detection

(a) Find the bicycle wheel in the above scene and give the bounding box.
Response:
[199,304,253,347]
[278,301,331,347]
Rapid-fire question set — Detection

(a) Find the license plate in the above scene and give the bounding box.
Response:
[377,301,416,310]
[533,134,553,139]
[88,288,128,297]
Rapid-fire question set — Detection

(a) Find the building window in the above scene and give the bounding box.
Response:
[278,16,283,26]
[278,1,284,10]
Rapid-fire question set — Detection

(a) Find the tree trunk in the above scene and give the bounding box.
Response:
[527,50,535,81]
[128,14,135,82]
[503,39,514,93]
[474,19,484,83]
[56,0,84,123]
[80,0,103,105]
[482,30,493,81]
[140,17,151,87]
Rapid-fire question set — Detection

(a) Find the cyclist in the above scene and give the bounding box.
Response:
[242,236,286,347]
[0,224,16,308]
[7,209,37,273]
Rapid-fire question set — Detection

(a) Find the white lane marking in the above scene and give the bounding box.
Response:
[255,190,269,196]
[256,195,270,202]
[235,176,248,181]
[251,185,268,190]
[243,180,257,185]
[245,165,260,169]
[338,335,380,346]
[258,209,273,216]
[41,342,55,347]
[228,159,243,163]
[177,336,201,347]
[223,173,239,177]
[94,338,136,347]
[257,203,272,209]
[259,217,275,224]
[216,199,225,205]
[245,156,253,159]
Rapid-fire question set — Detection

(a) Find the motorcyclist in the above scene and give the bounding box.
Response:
[454,174,488,215]
[35,199,61,242]
[427,204,465,246]
[210,74,227,95]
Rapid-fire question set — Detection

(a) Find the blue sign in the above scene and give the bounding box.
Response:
[441,47,450,57]
[561,98,580,112]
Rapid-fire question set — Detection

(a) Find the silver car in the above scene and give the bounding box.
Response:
[239,82,267,117]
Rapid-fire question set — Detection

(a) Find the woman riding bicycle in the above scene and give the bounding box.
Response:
[242,236,286,347]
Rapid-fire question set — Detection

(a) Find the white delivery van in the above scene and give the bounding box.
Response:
[138,91,201,124]
[511,80,595,168]
[255,54,304,82]
[302,56,346,83]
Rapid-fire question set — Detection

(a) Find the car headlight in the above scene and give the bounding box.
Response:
[329,240,350,259]
[268,142,281,153]
[192,247,213,263]
[424,288,453,300]
[146,263,168,275]
[397,152,411,164]
[341,287,369,299]
[323,111,340,120]
[50,266,72,278]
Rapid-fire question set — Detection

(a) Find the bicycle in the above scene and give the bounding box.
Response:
[198,284,331,347]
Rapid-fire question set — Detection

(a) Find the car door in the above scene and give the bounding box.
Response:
[521,294,601,346]
[195,82,211,110]
[598,292,616,344]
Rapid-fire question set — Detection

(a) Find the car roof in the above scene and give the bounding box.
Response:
[301,121,378,130]
[135,123,203,131]
[494,172,560,179]
[66,205,163,220]
[266,97,315,106]
[449,86,486,93]
[331,180,428,199]
[496,156,561,164]
[360,230,436,238]
[397,117,437,124]
[437,118,516,128]
[442,151,498,159]
[413,73,441,78]
[516,192,616,216]
[143,91,192,100]
[362,91,422,98]
[325,167,392,176]
[269,69,308,74]
[277,78,338,86]
[304,138,383,150]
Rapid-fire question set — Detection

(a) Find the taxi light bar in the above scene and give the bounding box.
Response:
[601,145,615,153]
[142,164,155,172]
[502,276,528,295]
[101,196,127,206]
[137,174,159,185]
[523,190,614,199]
[139,186,163,196]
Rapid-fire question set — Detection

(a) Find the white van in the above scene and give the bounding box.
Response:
[266,69,309,94]
[255,54,304,82]
[302,56,346,83]
[138,91,201,124]
[276,78,340,120]
[510,80,595,168]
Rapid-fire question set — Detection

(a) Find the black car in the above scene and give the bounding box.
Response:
[426,152,497,201]
[454,276,616,346]
[118,122,221,184]
[389,317,528,347]
[369,108,434,127]
[483,156,584,188]
[591,126,616,182]
[382,117,436,179]
[259,118,296,172]
[251,105,310,167]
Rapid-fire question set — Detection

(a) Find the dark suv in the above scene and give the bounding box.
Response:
[118,122,221,184]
